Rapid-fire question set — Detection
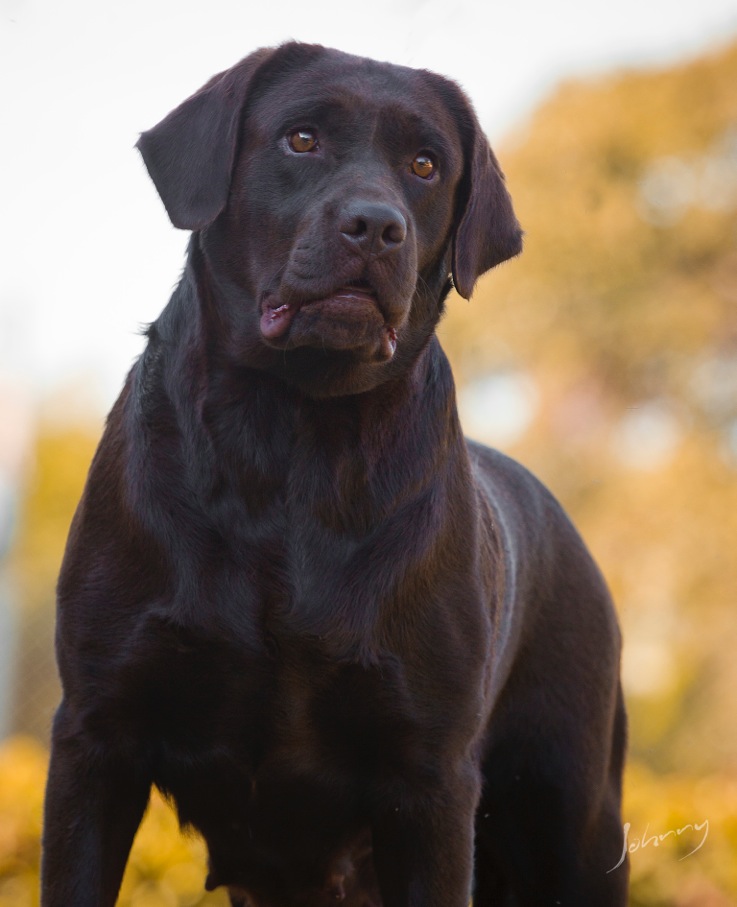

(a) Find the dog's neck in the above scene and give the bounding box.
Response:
[141,242,468,531]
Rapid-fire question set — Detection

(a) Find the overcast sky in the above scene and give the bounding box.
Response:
[2,0,737,412]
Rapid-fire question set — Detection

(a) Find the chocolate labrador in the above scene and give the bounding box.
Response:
[41,42,628,907]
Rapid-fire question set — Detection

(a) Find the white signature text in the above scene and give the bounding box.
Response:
[607,819,709,872]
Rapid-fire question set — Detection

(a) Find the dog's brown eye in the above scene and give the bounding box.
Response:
[411,153,435,179]
[288,129,318,153]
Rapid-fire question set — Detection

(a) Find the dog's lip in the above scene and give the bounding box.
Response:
[261,282,381,335]
[264,281,377,312]
[259,282,397,359]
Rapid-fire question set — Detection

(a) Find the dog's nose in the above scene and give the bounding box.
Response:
[339,202,407,254]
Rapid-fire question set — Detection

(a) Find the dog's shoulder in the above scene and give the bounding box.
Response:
[467,438,615,613]
[467,439,557,541]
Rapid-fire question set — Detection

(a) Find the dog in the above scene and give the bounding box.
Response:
[41,42,628,907]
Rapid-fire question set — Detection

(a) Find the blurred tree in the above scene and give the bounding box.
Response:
[9,422,100,740]
[440,37,737,777]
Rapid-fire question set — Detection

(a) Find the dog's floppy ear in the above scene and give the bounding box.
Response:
[451,128,523,300]
[136,48,274,230]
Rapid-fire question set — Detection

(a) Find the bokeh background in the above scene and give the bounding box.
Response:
[2,1,737,904]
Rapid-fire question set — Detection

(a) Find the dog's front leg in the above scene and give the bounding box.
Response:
[371,765,480,907]
[41,705,151,907]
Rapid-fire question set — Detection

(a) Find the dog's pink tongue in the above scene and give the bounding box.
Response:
[260,303,294,339]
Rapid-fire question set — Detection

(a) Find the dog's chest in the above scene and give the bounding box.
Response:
[139,616,428,889]
[115,419,489,872]
[133,487,487,799]
[144,618,425,779]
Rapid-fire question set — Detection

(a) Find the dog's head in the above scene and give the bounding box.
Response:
[138,43,521,396]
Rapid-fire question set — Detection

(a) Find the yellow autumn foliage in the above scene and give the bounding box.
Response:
[1,738,736,905]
